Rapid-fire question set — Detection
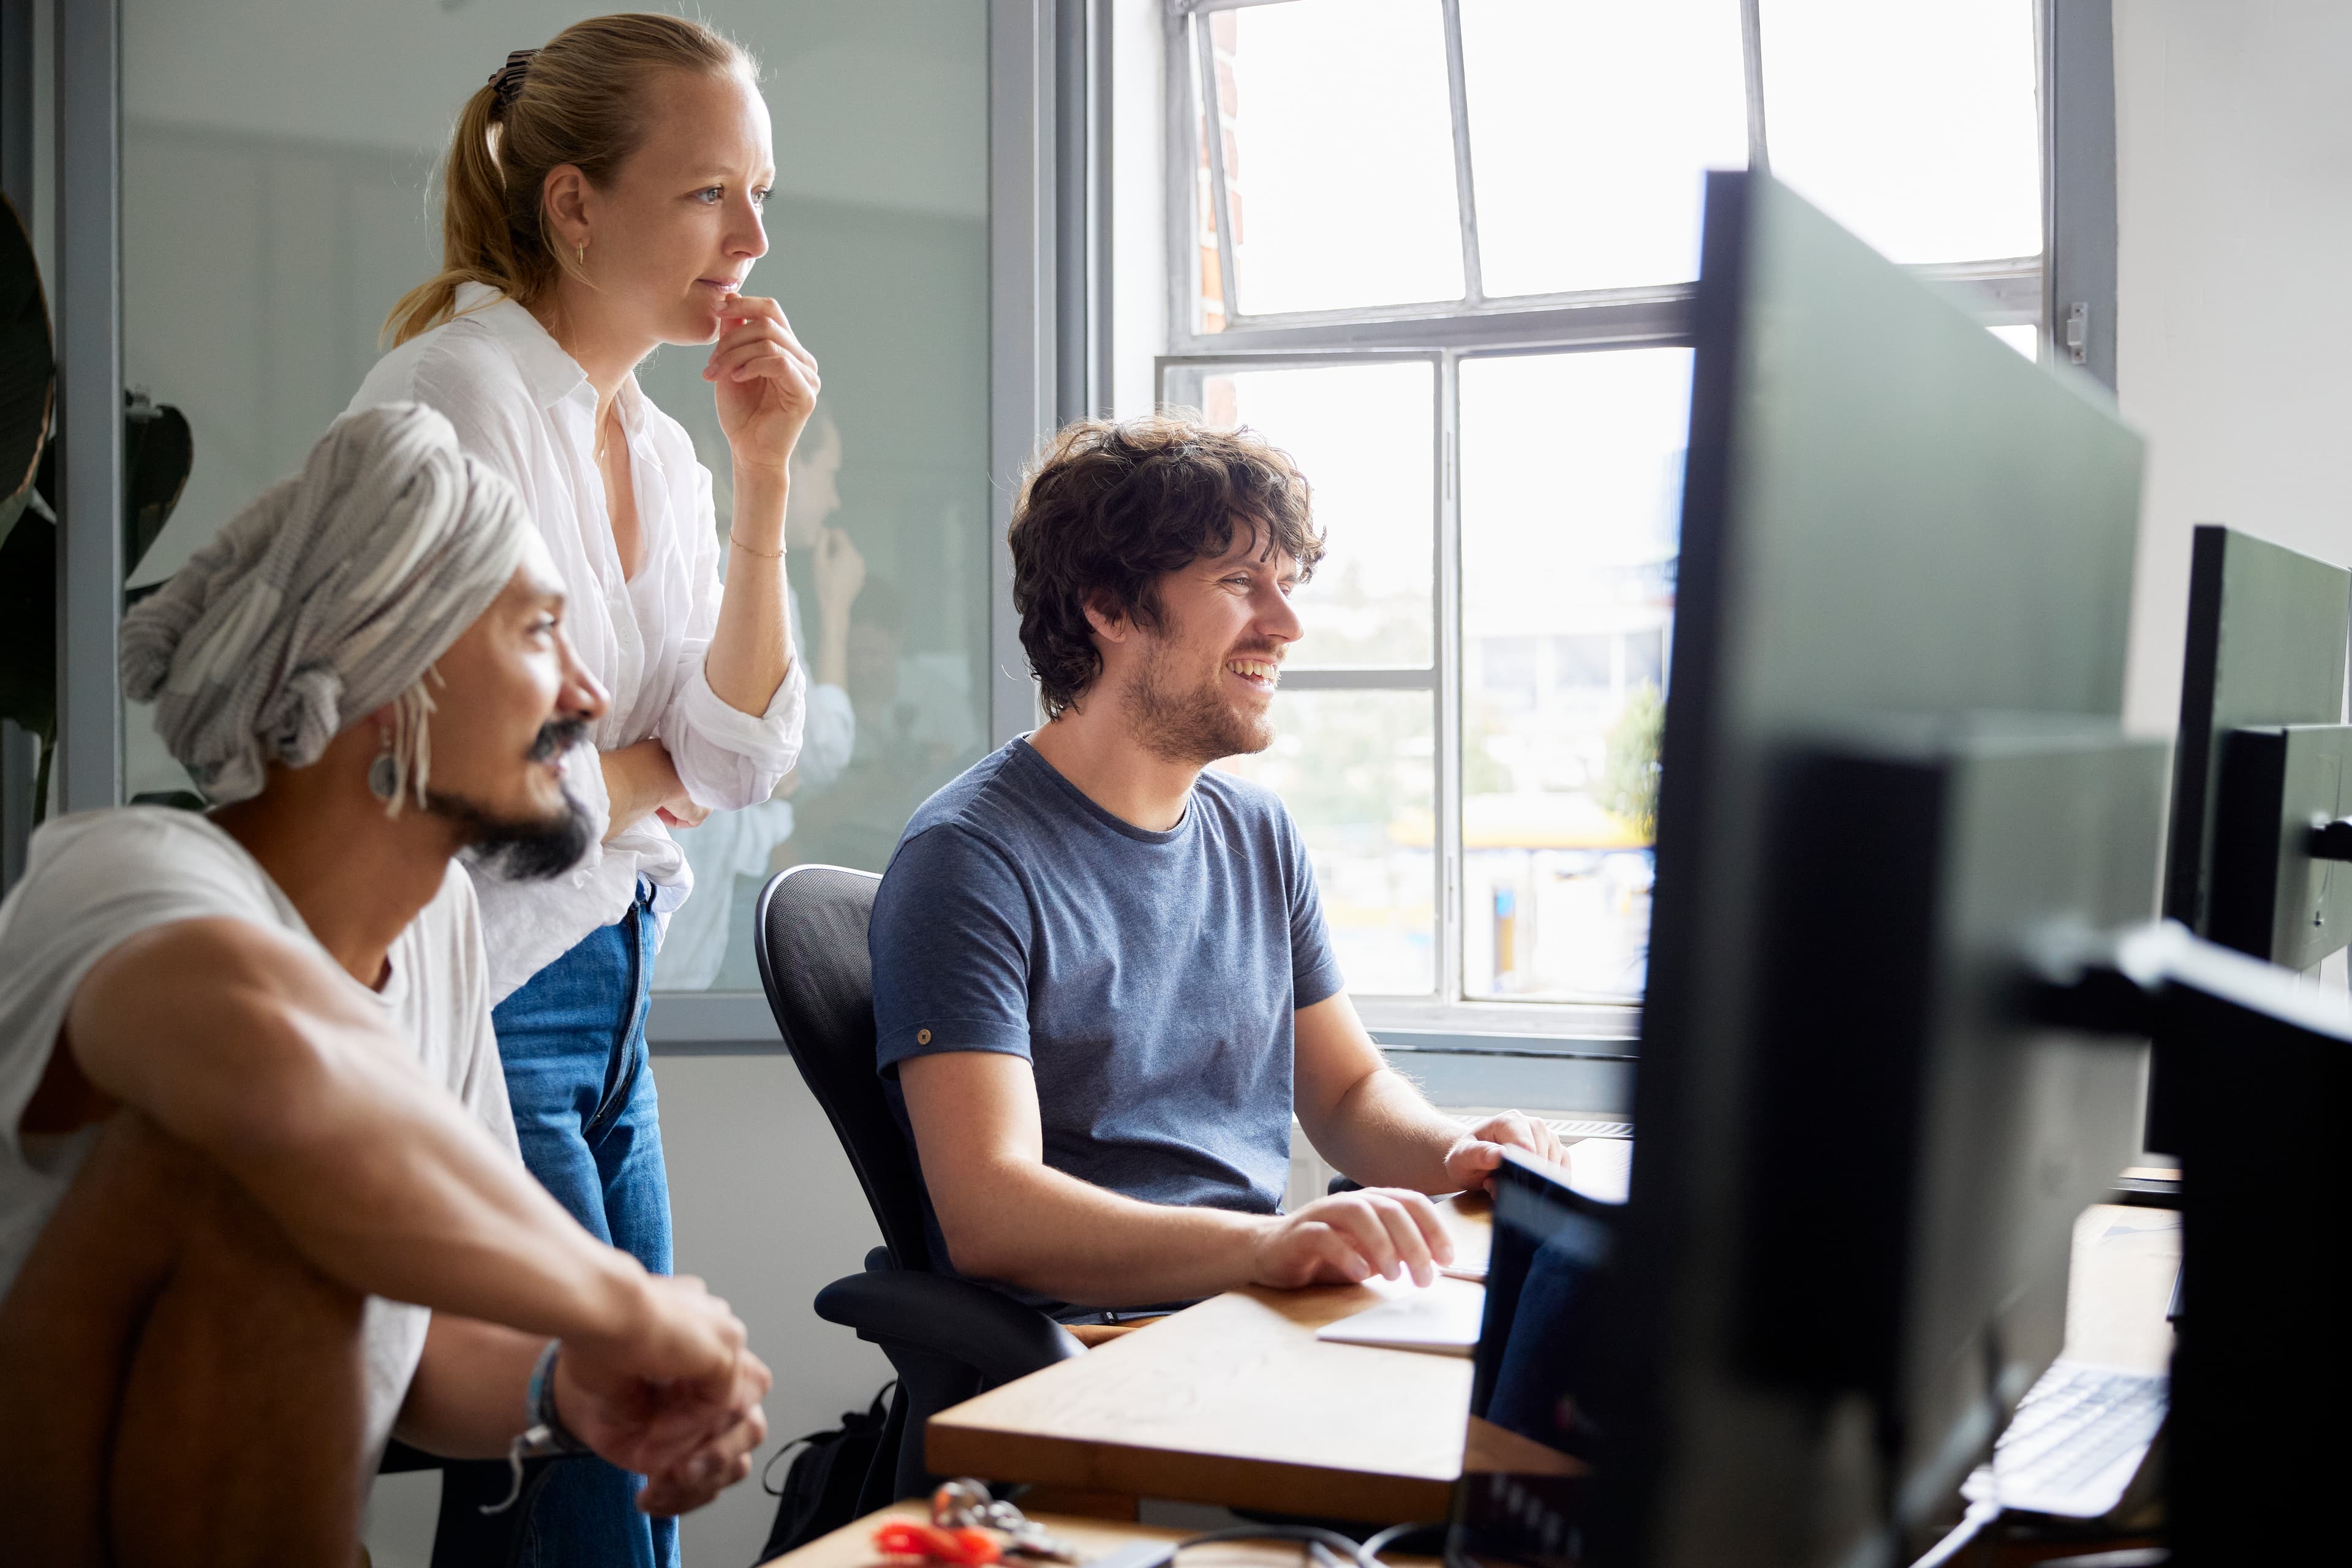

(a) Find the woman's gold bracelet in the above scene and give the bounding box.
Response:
[728,531,785,559]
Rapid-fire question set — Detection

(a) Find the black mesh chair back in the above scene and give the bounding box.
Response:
[752,863,932,1270]
[752,862,1082,1517]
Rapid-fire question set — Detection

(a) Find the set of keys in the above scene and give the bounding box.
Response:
[930,1479,1083,1562]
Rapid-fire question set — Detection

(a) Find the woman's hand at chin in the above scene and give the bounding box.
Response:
[704,293,820,482]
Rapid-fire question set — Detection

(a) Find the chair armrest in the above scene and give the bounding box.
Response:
[815,1270,1085,1385]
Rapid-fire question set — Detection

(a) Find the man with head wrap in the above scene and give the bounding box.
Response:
[0,405,771,1564]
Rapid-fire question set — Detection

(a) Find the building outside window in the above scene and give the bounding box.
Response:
[1161,0,2051,1039]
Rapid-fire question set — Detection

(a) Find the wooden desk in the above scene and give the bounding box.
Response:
[759,1501,1442,1568]
[927,1189,2184,1534]
[925,1196,1522,1523]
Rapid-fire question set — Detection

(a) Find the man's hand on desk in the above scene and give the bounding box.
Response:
[1443,1112,1569,1194]
[1249,1188,1455,1291]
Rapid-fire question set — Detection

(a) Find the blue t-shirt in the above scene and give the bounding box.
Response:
[870,737,1345,1310]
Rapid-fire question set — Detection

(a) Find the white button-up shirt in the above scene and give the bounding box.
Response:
[348,284,843,1000]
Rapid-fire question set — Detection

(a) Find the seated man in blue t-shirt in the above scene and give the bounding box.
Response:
[869,415,1567,1317]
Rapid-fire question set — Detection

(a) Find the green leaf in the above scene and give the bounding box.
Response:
[1600,682,1664,843]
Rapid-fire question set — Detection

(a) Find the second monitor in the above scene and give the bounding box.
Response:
[1563,165,2149,1568]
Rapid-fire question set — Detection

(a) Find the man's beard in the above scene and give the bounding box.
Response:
[1125,636,1277,767]
[427,717,595,882]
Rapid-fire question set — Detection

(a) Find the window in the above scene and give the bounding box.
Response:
[1161,0,2052,1038]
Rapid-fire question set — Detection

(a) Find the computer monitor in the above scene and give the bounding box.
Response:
[1456,726,2163,1568]
[2144,527,2351,1155]
[2025,917,2352,1564]
[1459,1149,1622,1568]
[1540,167,2148,1568]
[2160,526,2349,944]
[2205,721,2352,969]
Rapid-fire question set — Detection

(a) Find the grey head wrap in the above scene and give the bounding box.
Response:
[120,402,535,806]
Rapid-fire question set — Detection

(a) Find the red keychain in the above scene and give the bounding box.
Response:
[873,1520,1004,1566]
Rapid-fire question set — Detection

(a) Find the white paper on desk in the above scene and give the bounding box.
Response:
[1566,1137,1632,1205]
[1314,1274,1487,1357]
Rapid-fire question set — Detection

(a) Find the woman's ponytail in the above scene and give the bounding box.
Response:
[383,12,755,348]
[384,84,520,345]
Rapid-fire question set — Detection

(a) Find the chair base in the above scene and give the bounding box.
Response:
[871,1337,986,1499]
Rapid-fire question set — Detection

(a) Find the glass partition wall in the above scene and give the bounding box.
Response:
[119,1,992,995]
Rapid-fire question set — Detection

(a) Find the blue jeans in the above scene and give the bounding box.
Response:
[441,884,678,1568]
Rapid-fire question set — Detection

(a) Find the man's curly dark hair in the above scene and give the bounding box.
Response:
[1009,415,1325,720]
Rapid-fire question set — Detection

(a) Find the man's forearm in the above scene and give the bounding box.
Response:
[398,1315,541,1459]
[1306,1067,1464,1193]
[938,1159,1272,1307]
[211,1024,649,1347]
[74,930,652,1352]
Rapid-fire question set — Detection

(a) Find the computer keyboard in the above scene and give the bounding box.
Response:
[1545,1118,1633,1140]
[1961,1359,2168,1518]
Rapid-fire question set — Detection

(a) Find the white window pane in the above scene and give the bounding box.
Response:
[1460,350,1690,1001]
[1220,0,1464,315]
[1196,361,1435,668]
[1989,322,2038,360]
[1461,0,1749,296]
[1214,690,1435,997]
[1758,0,2042,264]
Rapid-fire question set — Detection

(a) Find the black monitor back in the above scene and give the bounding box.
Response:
[1596,169,2148,1568]
[2160,525,2349,940]
[2146,527,2350,1155]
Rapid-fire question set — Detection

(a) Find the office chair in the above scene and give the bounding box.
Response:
[753,864,1085,1502]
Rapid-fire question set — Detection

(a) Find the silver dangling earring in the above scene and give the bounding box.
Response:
[368,728,400,805]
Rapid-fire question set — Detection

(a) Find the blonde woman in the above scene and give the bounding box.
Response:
[347,15,818,1563]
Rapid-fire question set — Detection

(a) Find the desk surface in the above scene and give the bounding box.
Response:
[925,1196,1513,1523]
[760,1502,1442,1568]
[926,1193,2184,1526]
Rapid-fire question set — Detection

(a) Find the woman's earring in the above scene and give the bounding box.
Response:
[368,728,399,804]
[576,240,587,268]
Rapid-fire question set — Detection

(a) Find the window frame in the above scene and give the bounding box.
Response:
[661,0,1067,1046]
[1157,0,2113,1046]
[1164,0,2051,352]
